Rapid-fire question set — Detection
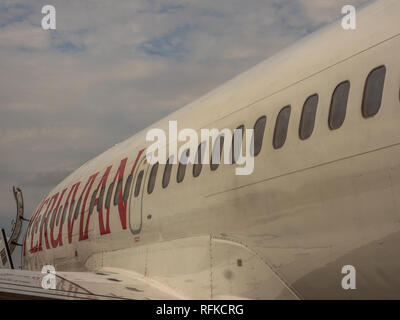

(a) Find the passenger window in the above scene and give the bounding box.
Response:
[299,94,318,140]
[123,174,133,202]
[97,186,105,212]
[177,149,189,183]
[273,106,291,149]
[89,189,98,215]
[162,156,174,188]
[252,116,267,156]
[210,135,224,171]
[193,142,206,177]
[134,170,144,197]
[49,210,55,230]
[105,182,114,209]
[147,163,159,194]
[114,179,122,205]
[35,217,40,234]
[362,65,386,118]
[56,205,63,226]
[68,200,75,222]
[61,203,68,225]
[50,208,56,227]
[40,215,45,233]
[74,197,82,220]
[329,81,350,130]
[231,125,244,163]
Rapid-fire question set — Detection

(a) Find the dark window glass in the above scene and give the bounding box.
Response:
[123,174,133,203]
[210,135,224,171]
[273,106,291,149]
[329,81,350,130]
[56,205,63,226]
[252,116,267,156]
[147,163,159,194]
[89,189,98,215]
[362,65,386,118]
[114,179,122,206]
[299,94,318,140]
[35,217,40,234]
[177,149,189,182]
[50,208,56,228]
[105,182,114,209]
[162,156,174,188]
[74,197,82,220]
[41,214,45,233]
[231,125,244,163]
[68,200,75,222]
[61,203,68,225]
[193,142,206,177]
[97,186,105,212]
[134,170,144,197]
[47,210,53,230]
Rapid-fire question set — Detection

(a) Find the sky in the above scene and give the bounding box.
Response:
[0,0,373,263]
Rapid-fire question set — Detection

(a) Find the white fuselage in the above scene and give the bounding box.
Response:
[22,0,400,299]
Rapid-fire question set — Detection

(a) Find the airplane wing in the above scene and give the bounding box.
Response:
[0,267,180,300]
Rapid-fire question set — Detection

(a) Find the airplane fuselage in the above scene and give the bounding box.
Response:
[22,0,400,299]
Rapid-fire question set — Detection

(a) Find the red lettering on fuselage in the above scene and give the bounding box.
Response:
[95,165,112,236]
[29,198,48,254]
[66,182,81,244]
[49,188,67,248]
[39,193,59,251]
[25,148,145,256]
[78,172,99,241]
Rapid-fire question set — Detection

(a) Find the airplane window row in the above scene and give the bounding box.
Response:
[29,65,386,238]
[135,64,386,196]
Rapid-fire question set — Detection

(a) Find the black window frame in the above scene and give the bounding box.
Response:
[252,116,267,156]
[134,170,144,197]
[105,182,114,210]
[231,125,244,163]
[329,80,350,130]
[162,156,174,188]
[61,202,68,225]
[113,179,123,206]
[74,197,82,220]
[89,189,98,215]
[299,94,318,140]
[193,142,206,177]
[210,135,224,171]
[50,208,56,228]
[362,65,386,118]
[122,174,133,203]
[97,186,105,212]
[273,105,291,149]
[147,162,159,194]
[56,205,63,226]
[68,200,75,222]
[177,149,189,183]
